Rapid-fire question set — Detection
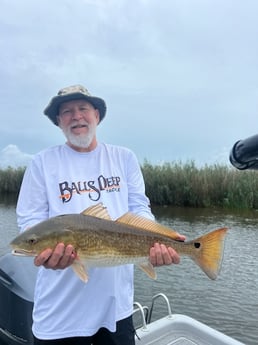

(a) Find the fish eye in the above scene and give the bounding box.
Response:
[27,237,38,245]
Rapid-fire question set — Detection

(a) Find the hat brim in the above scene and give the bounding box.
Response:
[44,93,107,126]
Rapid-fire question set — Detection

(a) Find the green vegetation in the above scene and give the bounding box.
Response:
[0,167,25,203]
[142,160,258,209]
[1,162,258,209]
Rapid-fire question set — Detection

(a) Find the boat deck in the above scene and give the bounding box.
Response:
[134,294,244,345]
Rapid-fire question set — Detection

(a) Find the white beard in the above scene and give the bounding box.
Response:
[60,122,96,149]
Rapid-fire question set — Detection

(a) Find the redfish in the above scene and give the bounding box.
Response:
[10,203,228,282]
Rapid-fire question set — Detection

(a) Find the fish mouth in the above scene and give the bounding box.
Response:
[11,249,37,257]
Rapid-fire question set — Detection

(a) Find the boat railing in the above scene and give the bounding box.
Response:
[133,293,173,330]
[147,293,172,323]
[133,302,148,330]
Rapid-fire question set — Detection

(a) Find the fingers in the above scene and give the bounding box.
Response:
[150,243,180,266]
[177,234,186,242]
[34,248,53,266]
[34,243,76,269]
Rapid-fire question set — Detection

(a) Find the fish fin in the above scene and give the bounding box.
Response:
[138,261,157,279]
[81,203,111,220]
[71,259,89,283]
[191,227,228,280]
[116,213,181,240]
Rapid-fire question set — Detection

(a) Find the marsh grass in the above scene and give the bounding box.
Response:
[1,163,258,209]
[142,160,258,209]
[0,167,25,202]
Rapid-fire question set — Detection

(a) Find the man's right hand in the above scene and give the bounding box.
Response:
[34,243,76,269]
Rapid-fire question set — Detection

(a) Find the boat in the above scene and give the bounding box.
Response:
[133,293,245,345]
[0,253,245,345]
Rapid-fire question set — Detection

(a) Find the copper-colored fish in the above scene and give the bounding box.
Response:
[10,203,228,282]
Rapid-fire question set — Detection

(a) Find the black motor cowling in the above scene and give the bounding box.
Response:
[0,254,37,345]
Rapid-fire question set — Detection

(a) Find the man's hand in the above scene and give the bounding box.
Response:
[149,234,186,266]
[34,243,76,269]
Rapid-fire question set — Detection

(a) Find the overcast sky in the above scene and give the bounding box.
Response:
[1,0,258,168]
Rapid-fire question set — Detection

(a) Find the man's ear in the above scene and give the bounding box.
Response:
[56,115,61,126]
[95,109,100,124]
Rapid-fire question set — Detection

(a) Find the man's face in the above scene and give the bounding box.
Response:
[57,99,100,151]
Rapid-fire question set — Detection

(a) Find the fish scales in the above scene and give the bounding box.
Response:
[50,214,197,259]
[10,203,228,282]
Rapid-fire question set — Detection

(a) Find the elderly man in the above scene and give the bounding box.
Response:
[17,85,184,345]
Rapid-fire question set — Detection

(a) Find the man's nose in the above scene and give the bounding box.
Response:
[72,109,83,120]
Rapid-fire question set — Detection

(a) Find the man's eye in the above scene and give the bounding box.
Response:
[61,110,71,115]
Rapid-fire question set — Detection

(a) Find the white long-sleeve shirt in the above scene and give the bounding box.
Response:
[16,142,154,340]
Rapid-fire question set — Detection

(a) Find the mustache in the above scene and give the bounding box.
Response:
[69,121,89,129]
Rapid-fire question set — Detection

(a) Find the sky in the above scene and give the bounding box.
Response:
[1,0,258,168]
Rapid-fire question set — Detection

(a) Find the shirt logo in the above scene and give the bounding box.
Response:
[59,174,121,203]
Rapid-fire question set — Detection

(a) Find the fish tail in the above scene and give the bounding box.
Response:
[190,227,228,280]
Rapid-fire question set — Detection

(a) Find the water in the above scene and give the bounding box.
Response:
[1,204,258,344]
[0,203,19,255]
[134,206,258,345]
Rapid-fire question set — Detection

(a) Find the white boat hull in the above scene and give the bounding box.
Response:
[135,313,245,345]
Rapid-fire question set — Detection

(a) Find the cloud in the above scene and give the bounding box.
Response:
[0,145,33,169]
[1,0,258,165]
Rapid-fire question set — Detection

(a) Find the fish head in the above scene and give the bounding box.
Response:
[10,231,49,256]
[10,216,75,257]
